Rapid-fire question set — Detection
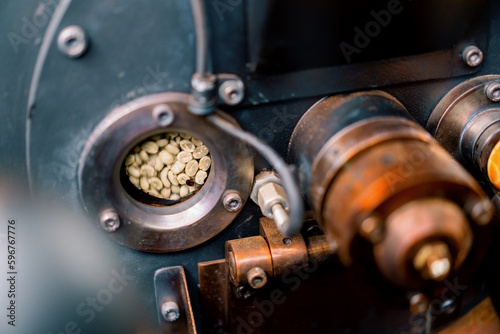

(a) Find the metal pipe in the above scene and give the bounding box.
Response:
[189,0,209,77]
[188,0,216,115]
[188,2,304,234]
[208,113,304,236]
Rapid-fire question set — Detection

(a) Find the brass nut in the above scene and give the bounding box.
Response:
[413,241,452,281]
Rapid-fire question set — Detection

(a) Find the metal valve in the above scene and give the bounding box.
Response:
[250,171,290,231]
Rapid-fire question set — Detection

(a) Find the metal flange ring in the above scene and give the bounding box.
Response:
[78,92,254,252]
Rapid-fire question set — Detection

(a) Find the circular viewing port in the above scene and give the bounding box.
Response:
[79,92,254,252]
[122,131,211,205]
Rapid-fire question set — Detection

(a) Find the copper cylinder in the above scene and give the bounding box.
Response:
[225,236,272,286]
[289,91,493,288]
[373,198,472,288]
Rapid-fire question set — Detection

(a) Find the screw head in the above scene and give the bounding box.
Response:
[441,299,457,314]
[247,267,267,289]
[236,285,254,299]
[219,80,245,106]
[161,301,180,322]
[100,210,120,232]
[462,45,483,67]
[486,82,500,103]
[409,293,429,315]
[153,104,175,127]
[57,25,88,58]
[359,215,384,243]
[468,197,494,226]
[223,192,243,212]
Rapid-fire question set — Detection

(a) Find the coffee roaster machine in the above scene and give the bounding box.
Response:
[2,0,500,333]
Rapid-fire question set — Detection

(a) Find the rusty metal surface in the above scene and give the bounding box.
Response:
[199,255,422,334]
[305,235,338,265]
[308,117,432,217]
[154,266,197,334]
[288,91,414,202]
[426,75,500,184]
[373,198,472,288]
[322,139,486,269]
[259,217,308,277]
[438,297,500,334]
[198,259,229,334]
[225,236,273,286]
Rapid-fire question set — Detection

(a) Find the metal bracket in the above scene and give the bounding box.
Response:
[154,266,197,334]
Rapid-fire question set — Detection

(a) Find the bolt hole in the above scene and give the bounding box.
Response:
[66,36,78,47]
[252,277,263,286]
[157,111,171,122]
[228,199,240,210]
[283,237,292,245]
[154,105,175,127]
[470,53,480,62]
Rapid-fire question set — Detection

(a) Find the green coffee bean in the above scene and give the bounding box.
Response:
[193,145,209,159]
[142,141,159,154]
[185,160,199,177]
[177,151,193,164]
[199,156,211,171]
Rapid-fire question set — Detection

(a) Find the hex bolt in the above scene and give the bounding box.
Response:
[413,241,452,281]
[409,293,429,315]
[429,258,451,280]
[99,210,121,232]
[462,45,483,67]
[223,192,243,212]
[189,73,217,115]
[486,82,500,103]
[441,299,457,315]
[219,79,245,106]
[247,267,267,289]
[250,171,290,230]
[153,104,175,127]
[161,301,180,322]
[359,215,384,244]
[57,25,89,58]
[236,285,254,299]
[467,197,494,226]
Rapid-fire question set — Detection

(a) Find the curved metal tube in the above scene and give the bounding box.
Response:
[189,0,304,234]
[189,0,209,77]
[208,114,305,236]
